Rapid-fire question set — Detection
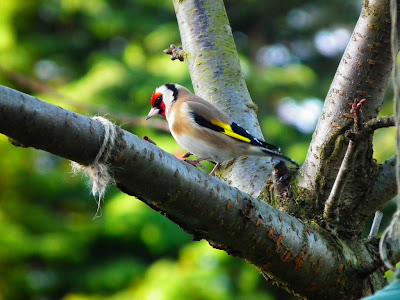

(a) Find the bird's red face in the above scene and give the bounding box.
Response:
[146,92,166,119]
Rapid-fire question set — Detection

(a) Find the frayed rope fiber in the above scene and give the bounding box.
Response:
[71,116,117,217]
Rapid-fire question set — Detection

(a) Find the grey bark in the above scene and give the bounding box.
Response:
[291,0,399,236]
[298,0,397,209]
[173,0,274,197]
[363,156,397,216]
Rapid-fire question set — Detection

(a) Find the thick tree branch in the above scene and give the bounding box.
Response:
[298,0,399,212]
[0,86,104,165]
[0,84,387,298]
[173,0,276,197]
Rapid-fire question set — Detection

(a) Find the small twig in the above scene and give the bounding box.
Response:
[364,211,383,243]
[323,139,357,221]
[143,136,157,145]
[339,116,395,142]
[364,116,395,134]
[379,217,398,271]
[350,98,366,133]
[163,44,185,61]
[323,99,366,222]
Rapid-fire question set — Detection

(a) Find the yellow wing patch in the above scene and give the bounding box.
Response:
[211,120,251,143]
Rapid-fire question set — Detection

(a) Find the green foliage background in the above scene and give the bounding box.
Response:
[0,0,396,299]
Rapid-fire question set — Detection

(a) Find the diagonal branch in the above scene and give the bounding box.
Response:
[0,86,104,165]
[323,139,358,224]
[297,0,400,212]
[0,84,387,298]
[323,99,366,225]
[173,0,276,197]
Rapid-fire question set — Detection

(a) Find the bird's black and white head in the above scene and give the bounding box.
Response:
[146,83,182,120]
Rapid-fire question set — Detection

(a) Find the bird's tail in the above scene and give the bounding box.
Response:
[261,149,299,167]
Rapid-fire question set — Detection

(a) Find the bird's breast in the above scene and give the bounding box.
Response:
[166,102,255,162]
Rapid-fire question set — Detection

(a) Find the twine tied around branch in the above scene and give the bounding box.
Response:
[71,116,117,218]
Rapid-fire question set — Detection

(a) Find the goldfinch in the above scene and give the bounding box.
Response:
[146,83,298,175]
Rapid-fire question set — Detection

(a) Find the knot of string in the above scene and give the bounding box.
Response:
[71,116,117,218]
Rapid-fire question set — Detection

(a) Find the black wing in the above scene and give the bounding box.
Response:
[189,111,281,152]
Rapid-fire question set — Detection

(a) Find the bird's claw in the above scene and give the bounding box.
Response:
[184,158,208,171]
[209,163,221,176]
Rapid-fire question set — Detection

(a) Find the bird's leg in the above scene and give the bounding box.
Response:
[209,163,221,176]
[184,157,209,171]
[181,152,192,159]
[181,154,220,176]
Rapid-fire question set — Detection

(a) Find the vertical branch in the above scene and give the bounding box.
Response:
[323,139,358,222]
[172,0,253,126]
[172,0,274,196]
[323,99,366,225]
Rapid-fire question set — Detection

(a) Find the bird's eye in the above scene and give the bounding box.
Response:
[154,96,163,107]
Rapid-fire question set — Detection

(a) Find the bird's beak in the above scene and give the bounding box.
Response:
[146,107,160,120]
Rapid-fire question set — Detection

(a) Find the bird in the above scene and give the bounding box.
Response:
[146,83,299,175]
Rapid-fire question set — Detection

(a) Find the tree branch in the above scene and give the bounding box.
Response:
[364,211,384,243]
[365,115,395,133]
[323,99,366,225]
[361,155,397,216]
[0,84,387,298]
[173,0,277,197]
[323,139,358,224]
[0,86,104,165]
[298,0,399,211]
